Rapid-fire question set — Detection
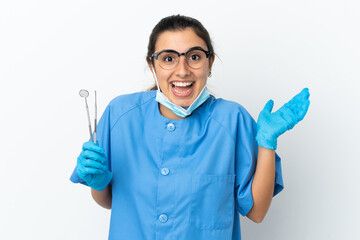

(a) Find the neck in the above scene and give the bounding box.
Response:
[158,103,186,120]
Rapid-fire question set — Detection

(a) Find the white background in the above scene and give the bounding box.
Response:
[1,0,359,239]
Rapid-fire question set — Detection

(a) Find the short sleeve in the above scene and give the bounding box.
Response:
[234,107,284,216]
[69,105,112,186]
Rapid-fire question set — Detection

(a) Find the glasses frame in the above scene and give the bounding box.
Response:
[150,46,213,70]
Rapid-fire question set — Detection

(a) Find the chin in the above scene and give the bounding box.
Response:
[173,100,192,107]
[171,92,199,107]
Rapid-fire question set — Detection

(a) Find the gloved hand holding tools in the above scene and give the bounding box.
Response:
[255,88,310,150]
[76,141,112,191]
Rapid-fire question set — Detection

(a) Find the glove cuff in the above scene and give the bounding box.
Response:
[91,171,113,191]
[255,133,277,150]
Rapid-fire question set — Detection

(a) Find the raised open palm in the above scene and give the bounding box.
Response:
[255,88,310,150]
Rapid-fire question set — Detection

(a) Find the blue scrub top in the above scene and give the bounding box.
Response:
[70,90,284,240]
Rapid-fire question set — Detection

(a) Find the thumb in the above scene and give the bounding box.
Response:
[262,99,274,113]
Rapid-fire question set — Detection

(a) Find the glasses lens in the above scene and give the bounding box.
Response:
[156,49,208,69]
[158,52,179,70]
[186,50,207,69]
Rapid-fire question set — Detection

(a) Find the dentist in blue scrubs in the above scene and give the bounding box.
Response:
[70,14,310,240]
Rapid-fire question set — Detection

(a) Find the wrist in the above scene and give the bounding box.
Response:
[258,145,276,153]
[90,171,113,191]
[255,133,277,150]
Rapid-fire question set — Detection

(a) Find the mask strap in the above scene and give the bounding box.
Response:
[150,64,162,93]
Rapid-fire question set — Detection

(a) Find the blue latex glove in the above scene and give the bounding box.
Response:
[76,141,112,191]
[255,88,310,150]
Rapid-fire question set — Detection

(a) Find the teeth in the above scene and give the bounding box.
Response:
[173,82,192,87]
[174,87,192,94]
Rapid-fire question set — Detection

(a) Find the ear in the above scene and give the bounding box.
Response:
[147,59,153,73]
[209,54,215,69]
[147,59,156,76]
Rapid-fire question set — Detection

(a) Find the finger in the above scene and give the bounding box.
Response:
[262,100,274,113]
[287,88,310,105]
[77,157,106,176]
[295,88,310,101]
[278,107,297,129]
[285,98,310,122]
[79,157,108,170]
[300,87,310,99]
[285,89,309,109]
[285,100,302,114]
[298,99,310,122]
[82,141,105,154]
[80,150,106,164]
[78,165,105,175]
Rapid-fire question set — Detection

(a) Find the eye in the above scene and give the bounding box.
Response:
[187,50,204,61]
[190,54,200,60]
[163,56,174,62]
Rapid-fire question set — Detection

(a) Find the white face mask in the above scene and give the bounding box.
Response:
[150,65,210,118]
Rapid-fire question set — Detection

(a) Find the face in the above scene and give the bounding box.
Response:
[149,28,214,107]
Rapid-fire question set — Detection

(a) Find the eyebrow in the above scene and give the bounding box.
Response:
[158,46,208,53]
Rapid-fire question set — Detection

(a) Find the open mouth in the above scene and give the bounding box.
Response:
[171,81,194,95]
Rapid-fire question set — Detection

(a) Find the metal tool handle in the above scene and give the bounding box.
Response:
[85,97,94,142]
[94,91,97,143]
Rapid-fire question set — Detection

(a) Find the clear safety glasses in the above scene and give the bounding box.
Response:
[150,46,213,70]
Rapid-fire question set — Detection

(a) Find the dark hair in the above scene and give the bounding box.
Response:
[146,14,215,91]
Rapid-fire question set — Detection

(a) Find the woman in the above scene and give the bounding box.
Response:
[70,15,310,240]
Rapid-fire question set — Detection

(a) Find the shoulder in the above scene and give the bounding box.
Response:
[207,97,257,140]
[106,90,156,126]
[209,97,255,124]
[109,90,155,109]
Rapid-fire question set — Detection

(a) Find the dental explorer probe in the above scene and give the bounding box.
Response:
[94,90,97,143]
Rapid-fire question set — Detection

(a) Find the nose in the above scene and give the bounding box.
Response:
[175,55,190,77]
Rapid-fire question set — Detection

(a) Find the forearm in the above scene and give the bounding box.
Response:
[246,146,275,223]
[91,184,112,209]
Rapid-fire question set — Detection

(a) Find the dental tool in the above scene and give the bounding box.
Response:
[79,89,97,142]
[94,91,97,143]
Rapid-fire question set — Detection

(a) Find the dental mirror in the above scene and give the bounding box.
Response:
[79,89,89,98]
[79,89,93,142]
